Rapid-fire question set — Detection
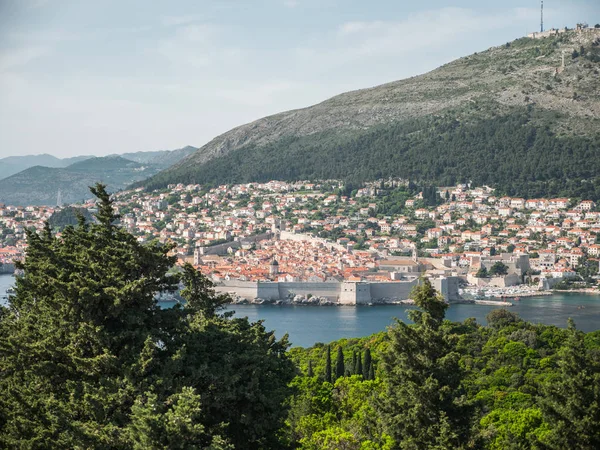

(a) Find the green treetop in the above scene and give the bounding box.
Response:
[0,183,294,450]
[376,278,471,448]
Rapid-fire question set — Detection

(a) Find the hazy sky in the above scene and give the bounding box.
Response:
[0,0,598,158]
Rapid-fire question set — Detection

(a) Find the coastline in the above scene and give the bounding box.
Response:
[496,291,552,299]
[550,288,600,295]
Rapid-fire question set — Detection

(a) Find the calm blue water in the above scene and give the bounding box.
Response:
[226,295,600,347]
[2,274,600,347]
[0,274,14,307]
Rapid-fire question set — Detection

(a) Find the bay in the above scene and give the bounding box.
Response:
[2,274,599,348]
[225,293,600,347]
[0,274,14,307]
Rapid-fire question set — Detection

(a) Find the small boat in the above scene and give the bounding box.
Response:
[513,296,521,301]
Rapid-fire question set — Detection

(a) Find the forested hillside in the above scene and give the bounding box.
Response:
[141,107,600,200]
[1,185,599,448]
[138,30,600,200]
[0,146,198,206]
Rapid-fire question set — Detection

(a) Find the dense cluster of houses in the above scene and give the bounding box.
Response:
[0,180,598,290]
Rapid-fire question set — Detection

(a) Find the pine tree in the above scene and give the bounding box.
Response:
[375,278,470,448]
[363,348,372,379]
[325,345,332,383]
[335,346,345,379]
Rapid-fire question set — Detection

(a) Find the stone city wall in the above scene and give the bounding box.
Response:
[214,277,461,304]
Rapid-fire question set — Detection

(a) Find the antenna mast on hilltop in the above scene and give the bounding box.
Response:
[540,0,544,33]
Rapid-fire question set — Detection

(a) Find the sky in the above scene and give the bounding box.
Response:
[0,0,598,159]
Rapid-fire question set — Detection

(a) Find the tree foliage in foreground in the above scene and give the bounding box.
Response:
[0,184,295,449]
[1,185,600,449]
[285,282,600,449]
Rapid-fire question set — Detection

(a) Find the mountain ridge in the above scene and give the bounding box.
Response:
[137,29,600,197]
[0,146,197,182]
[0,146,197,206]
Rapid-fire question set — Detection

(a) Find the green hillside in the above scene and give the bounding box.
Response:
[0,147,198,206]
[138,30,600,199]
[0,157,156,206]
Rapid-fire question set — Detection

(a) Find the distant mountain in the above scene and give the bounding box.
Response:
[0,154,93,180]
[137,29,600,200]
[114,146,198,166]
[0,146,196,205]
[0,146,197,183]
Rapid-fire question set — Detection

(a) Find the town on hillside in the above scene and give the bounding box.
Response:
[1,180,599,304]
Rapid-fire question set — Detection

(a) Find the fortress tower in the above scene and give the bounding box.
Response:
[269,259,279,276]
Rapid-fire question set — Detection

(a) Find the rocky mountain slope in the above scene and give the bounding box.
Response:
[111,145,197,167]
[138,29,600,198]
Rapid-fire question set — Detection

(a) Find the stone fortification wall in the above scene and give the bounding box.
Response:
[369,280,418,302]
[197,240,240,257]
[214,276,460,304]
[274,282,341,301]
[196,232,273,257]
[339,282,371,305]
[279,230,346,252]
[441,276,461,302]
[215,280,259,299]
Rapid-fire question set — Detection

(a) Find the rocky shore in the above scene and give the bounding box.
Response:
[229,293,416,306]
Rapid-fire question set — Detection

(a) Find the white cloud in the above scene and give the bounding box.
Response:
[8,29,75,43]
[155,23,244,70]
[296,7,559,72]
[338,21,384,36]
[161,15,204,27]
[215,80,300,107]
[0,46,49,72]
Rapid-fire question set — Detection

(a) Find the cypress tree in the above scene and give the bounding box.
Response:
[351,351,357,374]
[335,346,345,379]
[363,348,372,379]
[307,360,314,377]
[356,352,363,377]
[368,364,375,381]
[325,345,332,383]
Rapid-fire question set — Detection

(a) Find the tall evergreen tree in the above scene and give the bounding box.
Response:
[363,348,372,379]
[356,351,363,377]
[375,278,470,448]
[540,319,600,449]
[352,351,357,374]
[0,184,295,449]
[368,364,375,381]
[325,345,332,383]
[307,360,314,377]
[335,346,345,379]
